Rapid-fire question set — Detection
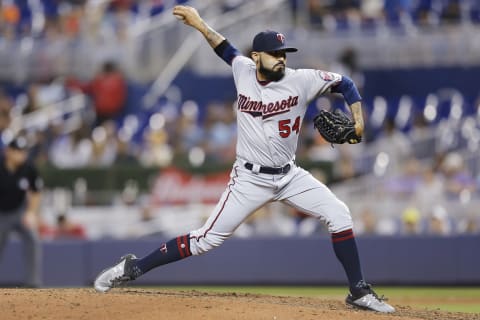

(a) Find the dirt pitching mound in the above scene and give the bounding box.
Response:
[1,288,478,320]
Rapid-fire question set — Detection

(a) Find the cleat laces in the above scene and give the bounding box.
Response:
[355,280,389,302]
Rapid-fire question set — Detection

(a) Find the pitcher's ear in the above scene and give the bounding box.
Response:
[251,51,259,62]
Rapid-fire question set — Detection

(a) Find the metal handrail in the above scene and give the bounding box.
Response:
[8,94,87,136]
[128,0,215,38]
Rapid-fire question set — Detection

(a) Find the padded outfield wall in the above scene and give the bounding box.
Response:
[0,235,478,287]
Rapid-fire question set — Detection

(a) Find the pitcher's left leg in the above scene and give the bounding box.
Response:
[279,169,362,287]
[279,168,394,313]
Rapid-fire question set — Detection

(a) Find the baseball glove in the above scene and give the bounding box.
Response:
[313,109,362,144]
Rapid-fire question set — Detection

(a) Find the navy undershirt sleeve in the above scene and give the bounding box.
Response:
[214,40,241,65]
[330,76,362,105]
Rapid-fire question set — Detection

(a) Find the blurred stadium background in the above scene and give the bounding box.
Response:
[0,0,480,287]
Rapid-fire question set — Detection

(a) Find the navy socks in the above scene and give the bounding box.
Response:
[135,234,192,275]
[331,229,364,296]
[132,229,364,297]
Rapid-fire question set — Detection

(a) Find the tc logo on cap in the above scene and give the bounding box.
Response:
[276,33,285,44]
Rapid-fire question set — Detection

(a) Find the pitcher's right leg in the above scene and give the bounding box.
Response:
[188,167,272,255]
[94,164,272,292]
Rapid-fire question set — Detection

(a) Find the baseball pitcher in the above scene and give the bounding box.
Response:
[94,5,394,313]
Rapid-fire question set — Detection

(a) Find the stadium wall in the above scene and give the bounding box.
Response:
[0,235,479,287]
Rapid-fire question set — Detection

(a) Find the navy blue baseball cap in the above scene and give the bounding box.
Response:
[252,30,298,53]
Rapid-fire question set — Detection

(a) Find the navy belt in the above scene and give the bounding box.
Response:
[244,162,291,174]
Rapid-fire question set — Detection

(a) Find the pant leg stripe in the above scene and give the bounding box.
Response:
[191,166,239,242]
[332,234,355,243]
[331,229,355,243]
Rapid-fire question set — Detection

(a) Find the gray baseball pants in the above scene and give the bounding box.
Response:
[0,206,41,287]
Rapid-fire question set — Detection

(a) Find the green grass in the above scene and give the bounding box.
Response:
[158,286,480,314]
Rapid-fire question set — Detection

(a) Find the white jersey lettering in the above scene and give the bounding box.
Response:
[237,94,299,119]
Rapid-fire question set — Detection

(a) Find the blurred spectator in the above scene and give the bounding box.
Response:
[414,165,445,215]
[401,206,422,234]
[306,128,340,163]
[360,0,384,24]
[440,0,461,24]
[334,145,360,181]
[67,61,127,126]
[2,0,33,37]
[59,2,85,39]
[0,0,475,45]
[412,0,434,26]
[138,113,173,167]
[385,156,422,198]
[331,0,362,29]
[355,206,378,235]
[103,0,136,42]
[119,179,140,206]
[49,124,93,168]
[27,126,56,167]
[307,0,330,27]
[440,151,476,200]
[457,214,479,234]
[426,205,452,236]
[0,90,13,132]
[21,84,41,115]
[203,101,237,164]
[43,13,62,40]
[37,78,66,106]
[355,206,397,236]
[383,0,414,25]
[13,80,65,117]
[172,100,205,157]
[53,214,86,240]
[124,202,166,238]
[115,129,138,165]
[72,177,88,206]
[333,0,361,11]
[408,112,434,158]
[374,118,412,174]
[0,1,20,39]
[332,47,364,94]
[89,121,118,167]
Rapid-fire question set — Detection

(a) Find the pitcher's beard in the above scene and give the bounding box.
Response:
[259,61,285,82]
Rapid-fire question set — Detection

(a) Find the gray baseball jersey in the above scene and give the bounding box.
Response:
[189,55,351,255]
[233,56,341,167]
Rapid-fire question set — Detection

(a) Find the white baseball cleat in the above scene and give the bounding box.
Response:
[94,254,139,293]
[345,282,395,313]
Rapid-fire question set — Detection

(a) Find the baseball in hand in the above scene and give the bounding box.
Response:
[174,13,185,21]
